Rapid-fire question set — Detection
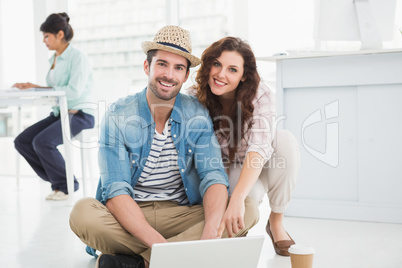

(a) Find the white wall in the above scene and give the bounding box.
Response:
[32,0,69,85]
[248,0,402,56]
[0,0,36,88]
[248,0,315,56]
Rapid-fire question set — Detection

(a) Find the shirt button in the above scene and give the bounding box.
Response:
[170,118,173,121]
[173,134,177,138]
[185,188,188,191]
[188,149,192,153]
[132,160,135,164]
[181,169,184,172]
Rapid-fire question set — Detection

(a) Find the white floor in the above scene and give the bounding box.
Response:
[2,175,402,268]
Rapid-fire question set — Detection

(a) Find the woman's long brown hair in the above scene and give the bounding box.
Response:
[195,37,260,162]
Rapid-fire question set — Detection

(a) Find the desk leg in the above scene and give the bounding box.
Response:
[16,106,21,189]
[58,96,75,204]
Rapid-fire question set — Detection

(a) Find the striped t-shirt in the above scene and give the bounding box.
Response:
[133,120,189,205]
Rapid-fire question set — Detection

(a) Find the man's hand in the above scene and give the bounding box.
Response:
[201,184,228,240]
[106,195,167,247]
[217,152,264,237]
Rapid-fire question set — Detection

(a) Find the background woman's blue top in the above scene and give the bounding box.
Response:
[46,44,94,116]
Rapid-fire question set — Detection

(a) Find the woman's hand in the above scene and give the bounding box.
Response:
[217,153,265,238]
[12,83,39,90]
[218,196,245,238]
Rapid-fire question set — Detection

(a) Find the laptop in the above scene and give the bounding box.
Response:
[149,236,264,268]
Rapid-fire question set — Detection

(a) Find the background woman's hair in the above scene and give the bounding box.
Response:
[195,37,260,163]
[40,12,74,42]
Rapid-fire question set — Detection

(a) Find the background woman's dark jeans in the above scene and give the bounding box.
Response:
[14,111,95,194]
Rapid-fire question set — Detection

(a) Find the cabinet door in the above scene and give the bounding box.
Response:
[357,84,402,204]
[284,86,358,201]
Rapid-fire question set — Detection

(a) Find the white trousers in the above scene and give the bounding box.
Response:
[227,130,300,213]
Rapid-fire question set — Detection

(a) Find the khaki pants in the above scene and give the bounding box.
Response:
[69,196,259,262]
[228,130,301,213]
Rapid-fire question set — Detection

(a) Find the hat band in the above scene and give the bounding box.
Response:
[157,42,189,54]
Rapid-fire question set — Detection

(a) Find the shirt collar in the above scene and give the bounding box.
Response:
[138,88,183,128]
[170,93,182,124]
[48,43,73,64]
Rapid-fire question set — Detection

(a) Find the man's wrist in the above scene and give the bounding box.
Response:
[201,225,219,239]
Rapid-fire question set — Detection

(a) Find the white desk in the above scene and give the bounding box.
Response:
[259,48,402,223]
[0,90,75,202]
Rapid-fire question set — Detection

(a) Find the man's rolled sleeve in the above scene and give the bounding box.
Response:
[199,170,228,197]
[100,181,135,204]
[98,110,134,204]
[194,122,229,197]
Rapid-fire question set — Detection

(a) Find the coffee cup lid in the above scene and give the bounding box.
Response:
[288,244,315,255]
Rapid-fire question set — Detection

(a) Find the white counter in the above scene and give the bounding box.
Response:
[259,48,402,223]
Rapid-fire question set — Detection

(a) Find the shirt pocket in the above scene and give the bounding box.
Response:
[184,143,195,156]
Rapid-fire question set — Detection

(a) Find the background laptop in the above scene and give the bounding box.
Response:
[149,236,264,268]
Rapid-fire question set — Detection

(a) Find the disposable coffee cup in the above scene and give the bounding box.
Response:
[288,244,315,268]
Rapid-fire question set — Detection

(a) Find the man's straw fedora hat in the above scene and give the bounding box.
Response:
[141,25,201,67]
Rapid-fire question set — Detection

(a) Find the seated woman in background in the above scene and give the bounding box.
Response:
[193,37,300,256]
[13,12,94,201]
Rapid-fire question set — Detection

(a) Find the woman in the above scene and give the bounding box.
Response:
[194,37,300,256]
[13,13,94,201]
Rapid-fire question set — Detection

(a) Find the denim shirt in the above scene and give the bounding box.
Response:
[95,88,229,206]
[46,44,94,116]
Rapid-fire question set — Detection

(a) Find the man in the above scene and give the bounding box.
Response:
[69,26,259,268]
